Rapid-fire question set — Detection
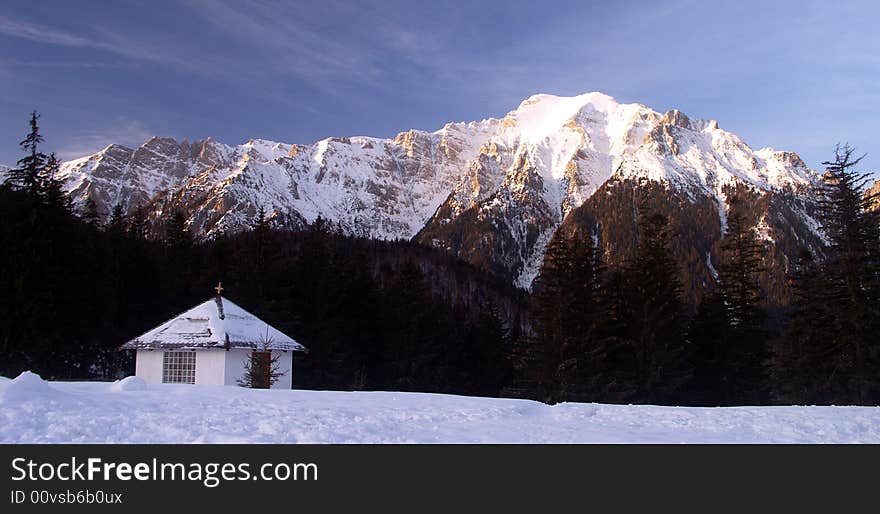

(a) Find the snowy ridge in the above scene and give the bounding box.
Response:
[2,372,879,443]
[57,122,500,239]
[53,92,821,286]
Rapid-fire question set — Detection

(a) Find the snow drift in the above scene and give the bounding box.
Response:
[1,373,878,443]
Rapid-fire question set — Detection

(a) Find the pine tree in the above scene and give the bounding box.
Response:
[384,259,435,391]
[5,111,47,195]
[623,205,691,403]
[332,249,381,390]
[40,153,71,215]
[237,343,285,389]
[164,210,192,249]
[514,228,606,403]
[688,290,728,404]
[128,204,149,240]
[528,233,576,403]
[777,144,880,403]
[107,204,128,237]
[719,204,766,331]
[506,332,556,402]
[470,299,512,396]
[163,210,194,306]
[82,198,101,227]
[716,195,769,404]
[517,231,580,402]
[588,268,639,403]
[243,206,273,310]
[772,250,835,403]
[560,230,604,402]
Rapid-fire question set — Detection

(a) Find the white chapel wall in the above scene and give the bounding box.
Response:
[135,347,295,388]
[194,349,226,385]
[135,350,164,384]
[224,348,250,386]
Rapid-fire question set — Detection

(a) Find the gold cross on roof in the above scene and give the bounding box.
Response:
[214,282,224,295]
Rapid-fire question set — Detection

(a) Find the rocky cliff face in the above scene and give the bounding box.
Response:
[867,179,880,211]
[53,92,823,291]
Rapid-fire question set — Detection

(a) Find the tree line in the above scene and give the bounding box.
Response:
[511,144,880,406]
[2,114,878,405]
[0,114,516,397]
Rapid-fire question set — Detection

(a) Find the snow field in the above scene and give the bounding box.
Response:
[2,372,879,444]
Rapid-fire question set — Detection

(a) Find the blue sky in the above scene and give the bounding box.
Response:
[1,0,878,176]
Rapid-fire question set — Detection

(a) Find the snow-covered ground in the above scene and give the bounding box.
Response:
[2,372,879,443]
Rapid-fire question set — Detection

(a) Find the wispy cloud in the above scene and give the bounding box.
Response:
[2,0,878,177]
[182,0,475,97]
[0,17,180,64]
[0,18,93,47]
[184,0,391,88]
[0,58,112,69]
[56,119,154,160]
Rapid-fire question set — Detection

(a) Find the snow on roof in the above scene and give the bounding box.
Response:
[120,296,306,351]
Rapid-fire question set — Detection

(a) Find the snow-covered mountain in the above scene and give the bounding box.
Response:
[53,92,822,289]
[58,122,498,240]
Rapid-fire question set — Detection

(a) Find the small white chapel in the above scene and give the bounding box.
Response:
[120,284,306,389]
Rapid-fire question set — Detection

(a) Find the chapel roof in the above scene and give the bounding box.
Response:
[120,296,306,352]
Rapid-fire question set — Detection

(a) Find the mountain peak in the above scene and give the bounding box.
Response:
[97,143,134,154]
[518,91,619,110]
[511,91,622,121]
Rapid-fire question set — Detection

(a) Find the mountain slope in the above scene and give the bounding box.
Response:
[52,92,822,291]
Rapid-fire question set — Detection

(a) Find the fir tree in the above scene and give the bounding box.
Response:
[506,332,556,402]
[688,290,728,404]
[42,154,72,216]
[714,194,770,404]
[588,268,639,403]
[82,198,101,227]
[623,205,691,403]
[559,230,604,402]
[515,228,604,403]
[5,111,47,195]
[243,206,274,310]
[528,233,576,403]
[164,210,192,249]
[162,210,194,306]
[818,144,880,402]
[470,299,512,396]
[237,344,285,389]
[107,204,128,237]
[776,144,880,403]
[384,259,434,391]
[128,204,149,240]
[771,250,835,402]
